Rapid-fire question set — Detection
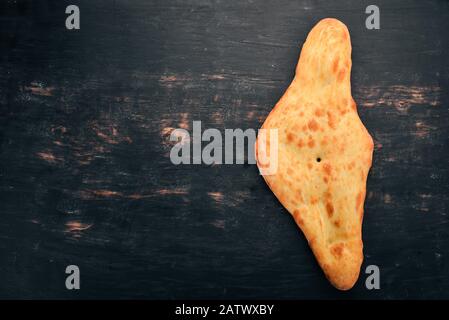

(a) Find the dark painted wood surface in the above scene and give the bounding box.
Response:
[0,0,448,299]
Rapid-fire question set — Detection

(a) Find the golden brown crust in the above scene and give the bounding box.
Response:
[256,18,374,290]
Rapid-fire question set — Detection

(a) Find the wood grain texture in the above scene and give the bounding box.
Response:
[0,0,448,299]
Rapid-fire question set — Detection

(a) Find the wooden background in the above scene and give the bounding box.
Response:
[0,0,448,299]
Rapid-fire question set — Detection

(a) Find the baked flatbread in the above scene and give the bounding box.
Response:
[256,18,374,290]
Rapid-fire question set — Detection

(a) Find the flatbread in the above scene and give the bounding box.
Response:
[256,18,374,290]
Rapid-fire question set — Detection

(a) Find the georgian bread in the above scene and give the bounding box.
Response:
[256,18,374,290]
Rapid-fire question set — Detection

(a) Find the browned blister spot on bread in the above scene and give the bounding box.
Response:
[332,57,339,74]
[331,243,344,258]
[256,18,373,290]
[326,202,334,218]
[293,209,304,225]
[356,191,363,211]
[315,108,325,117]
[327,111,336,129]
[308,119,319,131]
[338,69,346,83]
[323,163,332,176]
[307,137,315,148]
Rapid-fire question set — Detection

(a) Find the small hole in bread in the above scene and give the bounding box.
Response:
[316,157,321,162]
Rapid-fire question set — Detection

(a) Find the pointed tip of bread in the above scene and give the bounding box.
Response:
[315,18,348,30]
[317,240,364,290]
[326,261,362,291]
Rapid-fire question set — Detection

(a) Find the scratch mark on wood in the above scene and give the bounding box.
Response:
[24,81,55,96]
